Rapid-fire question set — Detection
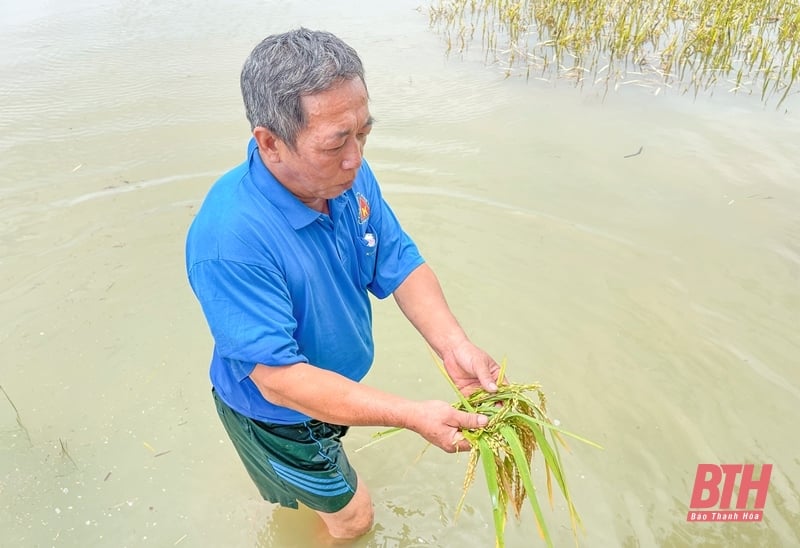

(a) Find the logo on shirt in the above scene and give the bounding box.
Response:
[356,192,370,224]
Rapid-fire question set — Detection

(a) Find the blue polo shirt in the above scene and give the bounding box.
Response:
[186,138,424,424]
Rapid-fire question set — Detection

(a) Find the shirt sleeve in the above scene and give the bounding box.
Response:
[361,165,425,299]
[187,258,307,380]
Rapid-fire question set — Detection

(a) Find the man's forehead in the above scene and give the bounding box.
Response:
[329,115,374,137]
[303,112,372,144]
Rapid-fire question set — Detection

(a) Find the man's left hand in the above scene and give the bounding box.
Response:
[441,340,500,398]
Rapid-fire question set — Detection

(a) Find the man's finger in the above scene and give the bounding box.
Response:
[449,430,474,453]
[476,362,499,392]
[457,410,488,430]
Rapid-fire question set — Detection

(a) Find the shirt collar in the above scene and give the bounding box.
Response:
[246,138,322,230]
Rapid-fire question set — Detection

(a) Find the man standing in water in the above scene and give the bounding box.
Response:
[185,28,501,540]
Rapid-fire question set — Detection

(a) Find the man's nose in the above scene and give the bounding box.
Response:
[340,139,363,171]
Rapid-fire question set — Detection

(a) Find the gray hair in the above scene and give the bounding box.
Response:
[240,28,366,148]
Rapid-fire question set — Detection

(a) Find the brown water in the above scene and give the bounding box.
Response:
[2,1,799,547]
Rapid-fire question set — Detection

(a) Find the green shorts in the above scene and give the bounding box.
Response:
[212,389,357,513]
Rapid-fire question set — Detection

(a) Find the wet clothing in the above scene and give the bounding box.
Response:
[213,389,357,512]
[186,138,423,425]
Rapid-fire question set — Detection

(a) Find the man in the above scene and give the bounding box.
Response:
[185,28,501,540]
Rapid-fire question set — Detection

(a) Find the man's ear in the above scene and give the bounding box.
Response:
[253,126,283,163]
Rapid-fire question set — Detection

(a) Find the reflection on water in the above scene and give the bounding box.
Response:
[2,0,799,547]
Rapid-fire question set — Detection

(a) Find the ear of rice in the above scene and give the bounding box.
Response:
[358,350,603,547]
[447,356,603,547]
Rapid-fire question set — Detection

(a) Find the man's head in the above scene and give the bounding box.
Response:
[241,28,367,149]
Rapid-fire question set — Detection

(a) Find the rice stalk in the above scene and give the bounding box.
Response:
[429,0,800,107]
[453,377,601,547]
[357,352,602,547]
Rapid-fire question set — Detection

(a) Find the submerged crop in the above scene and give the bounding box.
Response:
[429,0,800,107]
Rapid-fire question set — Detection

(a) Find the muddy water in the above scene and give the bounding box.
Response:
[1,1,798,547]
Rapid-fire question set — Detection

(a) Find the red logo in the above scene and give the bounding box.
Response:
[687,464,772,522]
[356,192,370,224]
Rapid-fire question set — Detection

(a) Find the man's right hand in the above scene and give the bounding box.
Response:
[406,400,488,453]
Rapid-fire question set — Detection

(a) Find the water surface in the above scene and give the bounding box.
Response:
[1,1,798,547]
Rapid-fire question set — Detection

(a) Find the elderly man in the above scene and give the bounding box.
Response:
[185,28,501,540]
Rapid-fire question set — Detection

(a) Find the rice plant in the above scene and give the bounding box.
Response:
[428,0,800,106]
[359,355,602,547]
[442,357,602,548]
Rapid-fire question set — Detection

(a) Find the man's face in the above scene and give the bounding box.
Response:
[268,78,373,207]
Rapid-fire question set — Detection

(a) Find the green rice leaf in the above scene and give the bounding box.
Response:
[353,427,404,453]
[506,412,604,450]
[550,429,583,536]
[499,425,553,548]
[530,423,571,508]
[478,436,506,548]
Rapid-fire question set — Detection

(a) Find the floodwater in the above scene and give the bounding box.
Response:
[1,1,799,547]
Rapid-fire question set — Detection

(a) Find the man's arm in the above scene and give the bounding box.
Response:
[392,263,500,395]
[249,363,487,453]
